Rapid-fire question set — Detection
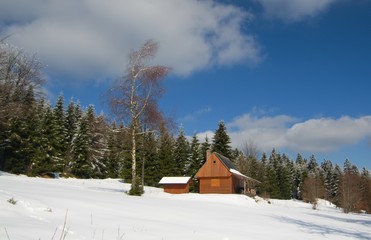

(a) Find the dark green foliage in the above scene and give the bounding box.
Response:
[266,149,281,199]
[256,153,268,196]
[128,184,144,196]
[188,134,202,177]
[173,128,190,176]
[105,122,126,178]
[142,132,160,187]
[199,136,211,165]
[293,153,308,200]
[71,114,90,178]
[158,124,175,176]
[212,121,232,160]
[321,160,336,200]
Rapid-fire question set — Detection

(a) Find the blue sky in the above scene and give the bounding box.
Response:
[1,0,371,170]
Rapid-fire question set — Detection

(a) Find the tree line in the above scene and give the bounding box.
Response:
[235,147,371,213]
[1,40,370,213]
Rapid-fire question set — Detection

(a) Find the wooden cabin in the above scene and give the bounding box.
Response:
[195,151,260,194]
[159,177,191,194]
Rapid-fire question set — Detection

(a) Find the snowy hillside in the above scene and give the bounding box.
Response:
[1,172,370,240]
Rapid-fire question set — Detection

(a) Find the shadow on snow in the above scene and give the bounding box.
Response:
[274,215,371,239]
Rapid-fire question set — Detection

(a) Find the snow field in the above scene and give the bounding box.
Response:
[1,172,370,240]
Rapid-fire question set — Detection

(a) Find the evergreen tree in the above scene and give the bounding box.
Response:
[187,133,202,176]
[53,95,67,162]
[85,106,109,178]
[332,164,342,206]
[212,121,232,160]
[359,168,371,213]
[199,135,211,164]
[40,106,61,172]
[25,102,51,175]
[257,152,268,196]
[64,101,83,174]
[321,160,335,201]
[106,122,130,179]
[106,122,121,178]
[279,154,293,199]
[307,154,318,174]
[294,153,308,199]
[158,124,175,176]
[143,132,160,186]
[266,149,281,199]
[247,152,260,180]
[173,128,190,176]
[3,117,29,174]
[71,113,90,178]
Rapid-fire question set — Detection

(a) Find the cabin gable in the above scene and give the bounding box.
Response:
[195,153,231,178]
[195,151,260,194]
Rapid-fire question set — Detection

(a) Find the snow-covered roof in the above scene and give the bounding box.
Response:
[159,177,191,184]
[230,169,248,178]
[230,169,261,183]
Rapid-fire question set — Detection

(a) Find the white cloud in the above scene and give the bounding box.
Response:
[227,113,297,151]
[286,116,371,152]
[0,0,261,81]
[196,130,215,143]
[255,0,338,22]
[213,113,371,154]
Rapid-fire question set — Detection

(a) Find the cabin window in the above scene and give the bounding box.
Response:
[211,178,220,187]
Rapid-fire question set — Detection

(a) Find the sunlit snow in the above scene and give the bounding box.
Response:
[1,171,370,240]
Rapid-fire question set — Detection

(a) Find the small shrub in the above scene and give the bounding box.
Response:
[128,185,144,196]
[45,207,53,212]
[7,197,17,205]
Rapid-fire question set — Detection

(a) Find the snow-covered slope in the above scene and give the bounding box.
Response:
[1,172,370,240]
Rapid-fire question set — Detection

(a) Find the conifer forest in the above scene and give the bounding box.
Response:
[1,41,370,214]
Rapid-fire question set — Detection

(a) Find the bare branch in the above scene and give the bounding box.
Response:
[107,40,170,195]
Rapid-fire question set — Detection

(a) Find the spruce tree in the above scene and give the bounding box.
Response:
[212,121,232,160]
[158,124,175,177]
[332,164,342,206]
[4,117,29,174]
[106,122,121,178]
[188,133,202,176]
[279,154,293,199]
[200,135,211,164]
[294,153,308,199]
[143,132,160,186]
[26,102,50,175]
[85,105,109,178]
[257,152,268,196]
[266,149,281,199]
[321,160,335,200]
[173,128,190,176]
[360,168,371,213]
[71,113,90,178]
[63,100,81,174]
[307,154,318,174]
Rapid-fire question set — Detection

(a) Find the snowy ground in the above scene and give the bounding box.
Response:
[1,171,370,240]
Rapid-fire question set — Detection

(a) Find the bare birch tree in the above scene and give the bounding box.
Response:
[108,40,170,195]
[0,40,44,132]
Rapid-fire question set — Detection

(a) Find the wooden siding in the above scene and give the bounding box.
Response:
[163,184,189,194]
[195,154,231,178]
[199,177,233,194]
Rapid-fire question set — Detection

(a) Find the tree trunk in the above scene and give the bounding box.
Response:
[131,124,136,190]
